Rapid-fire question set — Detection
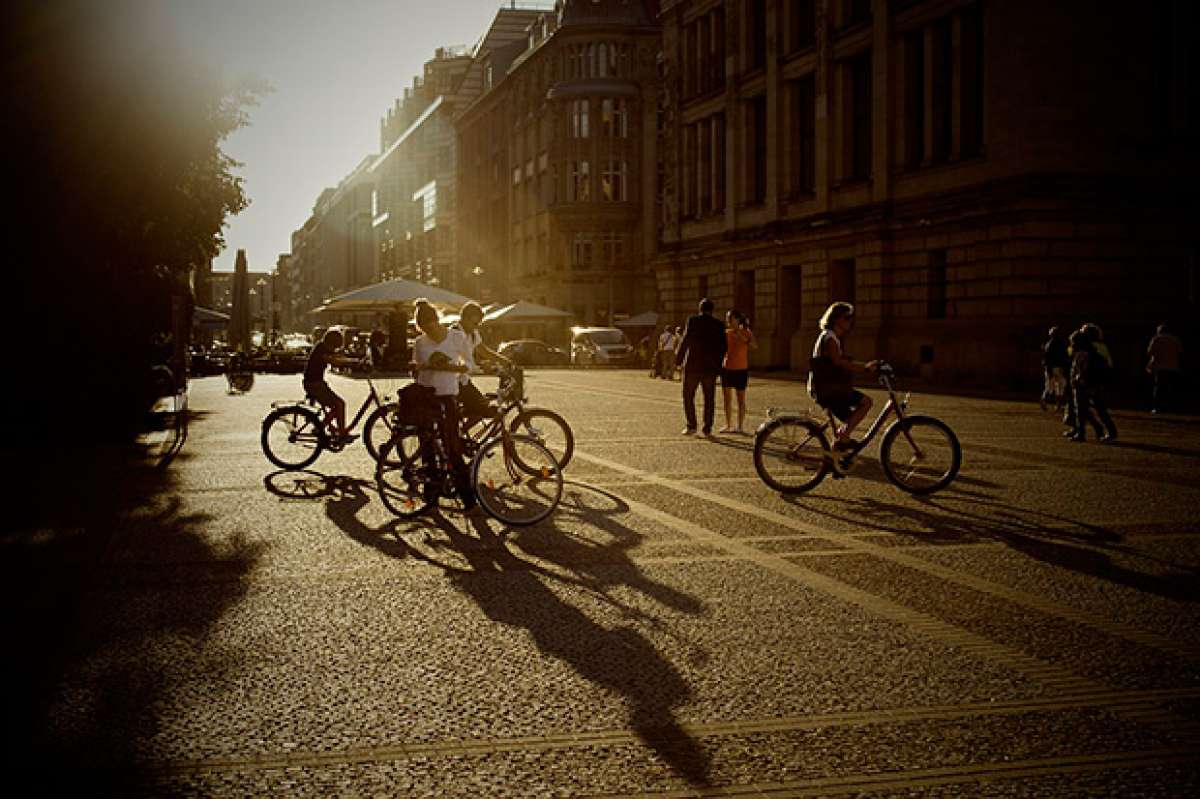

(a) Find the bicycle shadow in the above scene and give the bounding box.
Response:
[796,493,1200,602]
[302,468,713,787]
[449,499,713,787]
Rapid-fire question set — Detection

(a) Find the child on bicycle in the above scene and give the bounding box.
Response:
[302,329,363,445]
[808,302,879,453]
[454,301,512,426]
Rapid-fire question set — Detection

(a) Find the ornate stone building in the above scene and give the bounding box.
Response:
[457,0,662,322]
[655,0,1197,386]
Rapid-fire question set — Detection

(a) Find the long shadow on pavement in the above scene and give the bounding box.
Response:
[304,470,714,787]
[792,493,1200,602]
[6,436,264,791]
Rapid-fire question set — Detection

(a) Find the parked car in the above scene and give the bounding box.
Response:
[498,339,571,366]
[570,327,634,367]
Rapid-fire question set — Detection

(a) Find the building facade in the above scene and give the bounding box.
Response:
[457,0,662,323]
[655,0,1197,386]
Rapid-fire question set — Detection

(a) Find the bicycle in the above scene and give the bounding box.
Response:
[368,364,574,471]
[260,375,401,470]
[752,362,962,495]
[375,382,564,526]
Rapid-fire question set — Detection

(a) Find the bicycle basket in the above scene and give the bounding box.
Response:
[396,382,438,426]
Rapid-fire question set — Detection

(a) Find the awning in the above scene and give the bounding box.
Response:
[193,306,230,329]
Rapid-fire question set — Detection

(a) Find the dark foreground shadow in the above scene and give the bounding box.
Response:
[313,472,713,787]
[5,435,263,791]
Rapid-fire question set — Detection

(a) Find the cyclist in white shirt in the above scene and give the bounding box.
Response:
[412,299,476,512]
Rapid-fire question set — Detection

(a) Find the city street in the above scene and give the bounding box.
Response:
[36,369,1200,795]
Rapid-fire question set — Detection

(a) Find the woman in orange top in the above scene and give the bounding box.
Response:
[719,309,755,434]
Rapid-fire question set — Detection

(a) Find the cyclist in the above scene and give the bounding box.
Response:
[412,299,478,513]
[454,301,512,426]
[808,302,879,457]
[303,328,363,445]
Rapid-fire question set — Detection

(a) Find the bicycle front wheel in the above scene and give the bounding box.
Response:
[375,455,434,518]
[509,408,574,470]
[753,417,830,494]
[262,406,324,470]
[879,415,961,495]
[364,403,414,466]
[471,434,563,526]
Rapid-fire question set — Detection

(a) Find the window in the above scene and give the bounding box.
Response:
[843,0,871,28]
[512,166,522,185]
[848,53,872,181]
[930,17,953,164]
[748,0,767,70]
[748,95,768,203]
[570,161,591,201]
[600,233,625,268]
[960,3,984,158]
[831,259,856,304]
[571,99,590,138]
[791,76,816,195]
[789,0,816,53]
[713,113,727,212]
[903,29,925,169]
[927,250,948,319]
[601,160,627,201]
[601,98,628,138]
[572,233,593,269]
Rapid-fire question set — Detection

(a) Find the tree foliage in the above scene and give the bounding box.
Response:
[5,0,268,440]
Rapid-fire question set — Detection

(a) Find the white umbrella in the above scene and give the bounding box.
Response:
[483,300,574,323]
[314,278,474,314]
[615,311,659,328]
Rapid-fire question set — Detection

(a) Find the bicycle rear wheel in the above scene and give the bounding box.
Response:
[471,434,563,526]
[752,417,829,494]
[262,406,324,470]
[509,408,574,470]
[879,415,961,495]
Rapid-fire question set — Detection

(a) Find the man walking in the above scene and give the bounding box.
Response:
[1147,323,1184,413]
[675,298,727,437]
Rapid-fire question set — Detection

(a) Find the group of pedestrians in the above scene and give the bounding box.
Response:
[1041,321,1188,442]
[671,298,756,437]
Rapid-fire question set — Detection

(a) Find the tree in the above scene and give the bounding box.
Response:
[4,0,268,441]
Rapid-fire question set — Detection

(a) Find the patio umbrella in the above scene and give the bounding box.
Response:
[483,300,574,323]
[614,311,659,328]
[193,306,230,330]
[228,250,252,352]
[313,278,474,314]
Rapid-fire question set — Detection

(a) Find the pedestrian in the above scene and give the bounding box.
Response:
[1041,326,1070,412]
[1067,327,1117,443]
[1146,323,1184,413]
[675,298,727,437]
[366,329,388,371]
[653,325,675,378]
[719,309,755,434]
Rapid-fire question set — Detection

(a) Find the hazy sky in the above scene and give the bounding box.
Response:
[167,1,506,273]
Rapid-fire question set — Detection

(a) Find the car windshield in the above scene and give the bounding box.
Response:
[587,330,627,346]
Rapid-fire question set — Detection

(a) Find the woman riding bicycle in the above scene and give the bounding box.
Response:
[411,299,478,513]
[809,302,879,452]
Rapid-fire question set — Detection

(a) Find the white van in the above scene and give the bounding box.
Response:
[570,327,633,366]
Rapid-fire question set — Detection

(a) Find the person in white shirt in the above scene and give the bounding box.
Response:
[454,302,512,425]
[412,299,476,511]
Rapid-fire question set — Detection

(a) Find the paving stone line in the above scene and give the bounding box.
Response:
[591,749,1200,799]
[573,449,1200,664]
[146,687,1200,778]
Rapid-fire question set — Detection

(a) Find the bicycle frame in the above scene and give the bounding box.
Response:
[815,371,920,457]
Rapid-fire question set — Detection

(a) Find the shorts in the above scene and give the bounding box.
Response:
[821,389,866,423]
[720,368,749,390]
[303,380,342,409]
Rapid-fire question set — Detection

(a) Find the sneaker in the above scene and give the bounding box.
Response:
[734,427,749,436]
[1099,433,1117,444]
[1066,434,1085,442]
[681,427,696,436]
[702,429,714,439]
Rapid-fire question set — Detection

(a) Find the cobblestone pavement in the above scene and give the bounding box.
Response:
[33,369,1200,795]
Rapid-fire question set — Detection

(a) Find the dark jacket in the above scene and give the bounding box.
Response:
[675,313,727,373]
